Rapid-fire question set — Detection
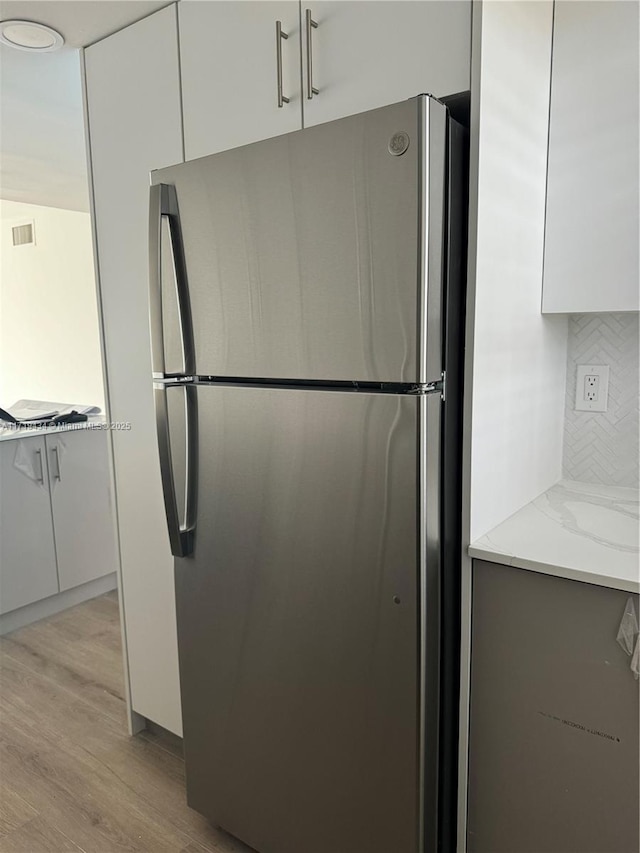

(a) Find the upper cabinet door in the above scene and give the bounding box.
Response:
[543,1,639,313]
[300,1,471,128]
[179,1,303,160]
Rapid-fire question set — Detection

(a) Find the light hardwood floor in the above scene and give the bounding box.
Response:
[0,591,255,853]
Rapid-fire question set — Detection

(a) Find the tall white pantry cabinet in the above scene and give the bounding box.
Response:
[84,5,185,735]
[83,2,472,736]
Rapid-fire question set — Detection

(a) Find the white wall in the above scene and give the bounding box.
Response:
[0,199,105,410]
[458,4,569,846]
[468,0,567,543]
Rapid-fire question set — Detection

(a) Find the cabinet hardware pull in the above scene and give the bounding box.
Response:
[52,446,61,481]
[35,448,44,484]
[305,9,319,99]
[276,21,290,108]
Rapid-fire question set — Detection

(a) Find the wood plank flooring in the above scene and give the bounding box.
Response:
[0,592,255,853]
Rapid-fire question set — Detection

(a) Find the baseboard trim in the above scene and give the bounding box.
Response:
[0,573,117,636]
[143,719,184,753]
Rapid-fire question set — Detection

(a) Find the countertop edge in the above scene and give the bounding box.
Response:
[469,543,640,594]
[0,418,108,442]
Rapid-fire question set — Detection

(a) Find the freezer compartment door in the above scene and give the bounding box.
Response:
[176,386,420,853]
[151,96,447,384]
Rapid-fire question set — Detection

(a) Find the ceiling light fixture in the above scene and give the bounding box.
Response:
[0,20,64,52]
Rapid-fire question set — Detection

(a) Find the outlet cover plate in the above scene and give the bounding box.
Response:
[575,364,610,412]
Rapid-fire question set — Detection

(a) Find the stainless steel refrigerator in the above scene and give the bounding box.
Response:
[149,94,467,853]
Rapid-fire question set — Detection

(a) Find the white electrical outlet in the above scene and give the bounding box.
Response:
[575,364,610,412]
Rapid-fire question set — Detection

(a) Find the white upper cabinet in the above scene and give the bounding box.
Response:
[300,1,471,127]
[84,4,184,736]
[543,1,639,313]
[179,1,303,160]
[179,1,471,159]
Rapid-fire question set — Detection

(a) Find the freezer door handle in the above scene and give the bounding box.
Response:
[154,383,198,558]
[149,183,195,378]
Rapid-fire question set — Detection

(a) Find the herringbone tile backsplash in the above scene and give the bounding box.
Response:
[563,313,639,488]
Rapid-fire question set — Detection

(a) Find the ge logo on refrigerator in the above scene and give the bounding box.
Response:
[388,131,410,156]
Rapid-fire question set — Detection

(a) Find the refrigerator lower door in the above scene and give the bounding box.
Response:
[174,385,423,853]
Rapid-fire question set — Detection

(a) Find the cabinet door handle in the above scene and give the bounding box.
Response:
[276,21,290,108]
[52,446,61,481]
[35,448,44,484]
[305,9,319,99]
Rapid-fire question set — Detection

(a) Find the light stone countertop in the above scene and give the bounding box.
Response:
[469,479,640,593]
[0,416,108,442]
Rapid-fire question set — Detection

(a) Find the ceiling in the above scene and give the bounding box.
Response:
[0,1,171,49]
[0,1,171,212]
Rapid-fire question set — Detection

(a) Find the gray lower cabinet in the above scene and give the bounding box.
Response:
[468,560,639,853]
[0,436,58,614]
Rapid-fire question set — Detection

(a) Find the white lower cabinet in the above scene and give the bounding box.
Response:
[48,429,118,592]
[0,436,58,614]
[0,429,117,619]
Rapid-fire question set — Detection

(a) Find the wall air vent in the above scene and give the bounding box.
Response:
[12,222,35,246]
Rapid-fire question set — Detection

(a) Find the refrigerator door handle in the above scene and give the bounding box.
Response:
[154,383,198,558]
[149,183,195,378]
